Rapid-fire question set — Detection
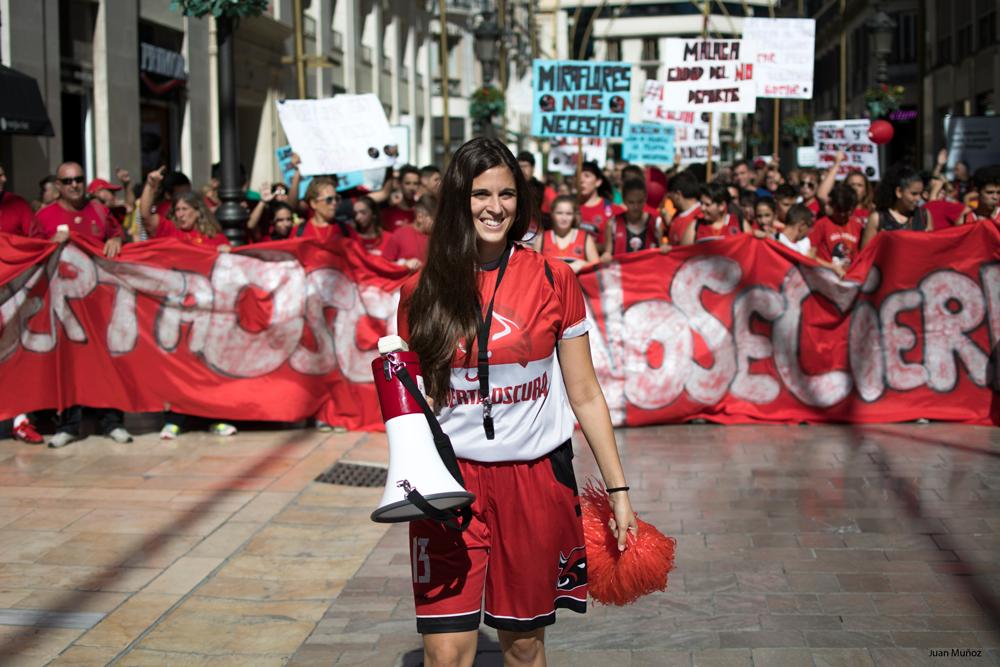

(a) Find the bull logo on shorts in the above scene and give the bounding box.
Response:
[556,546,587,590]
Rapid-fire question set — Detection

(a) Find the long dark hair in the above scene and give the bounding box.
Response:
[405,137,531,408]
[875,164,923,211]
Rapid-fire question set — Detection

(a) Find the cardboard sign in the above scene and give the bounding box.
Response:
[813,119,880,181]
[945,115,1000,174]
[653,39,756,113]
[276,94,398,176]
[742,18,816,99]
[642,105,719,167]
[532,59,632,138]
[547,138,607,175]
[797,146,818,168]
[622,123,676,166]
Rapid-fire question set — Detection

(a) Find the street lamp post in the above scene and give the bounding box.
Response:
[868,7,896,87]
[215,16,248,246]
[473,12,500,138]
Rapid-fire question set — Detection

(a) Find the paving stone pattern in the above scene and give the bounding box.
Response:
[0,423,998,665]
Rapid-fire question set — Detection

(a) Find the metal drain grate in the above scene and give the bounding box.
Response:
[315,461,388,488]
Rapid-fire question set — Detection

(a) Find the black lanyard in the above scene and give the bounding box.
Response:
[475,243,512,440]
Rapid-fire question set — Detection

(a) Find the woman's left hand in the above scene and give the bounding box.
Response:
[607,491,639,551]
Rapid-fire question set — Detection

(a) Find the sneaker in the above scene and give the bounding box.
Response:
[13,421,43,444]
[333,426,348,434]
[315,420,333,433]
[106,427,133,444]
[210,422,238,437]
[160,423,181,440]
[48,432,82,449]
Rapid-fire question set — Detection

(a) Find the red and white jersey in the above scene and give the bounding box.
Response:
[398,246,590,463]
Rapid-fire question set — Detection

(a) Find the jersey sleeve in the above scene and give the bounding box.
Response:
[381,231,400,262]
[549,258,590,339]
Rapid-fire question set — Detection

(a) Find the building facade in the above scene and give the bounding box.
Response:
[0,0,454,200]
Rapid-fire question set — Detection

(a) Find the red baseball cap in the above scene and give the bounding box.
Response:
[87,178,122,194]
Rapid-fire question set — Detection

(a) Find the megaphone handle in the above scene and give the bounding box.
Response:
[393,364,467,489]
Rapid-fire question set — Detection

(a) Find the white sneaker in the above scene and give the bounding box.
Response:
[48,432,82,449]
[160,423,180,440]
[210,422,237,437]
[107,427,133,444]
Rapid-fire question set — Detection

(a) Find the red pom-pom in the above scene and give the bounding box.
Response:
[580,480,676,606]
[868,119,894,145]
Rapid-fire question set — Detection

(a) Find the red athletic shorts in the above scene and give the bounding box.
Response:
[410,440,588,634]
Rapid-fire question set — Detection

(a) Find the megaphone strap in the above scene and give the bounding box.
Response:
[402,481,473,532]
[476,243,514,441]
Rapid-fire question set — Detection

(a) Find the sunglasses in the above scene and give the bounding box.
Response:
[801,181,817,188]
[316,195,340,205]
[58,176,86,185]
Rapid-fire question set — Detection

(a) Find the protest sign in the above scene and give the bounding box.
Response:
[389,124,411,165]
[532,59,632,138]
[797,146,818,168]
[652,39,756,113]
[642,104,719,167]
[276,94,398,176]
[6,224,1000,429]
[547,138,607,175]
[945,115,1000,174]
[622,123,676,165]
[275,145,312,199]
[813,119,880,181]
[742,18,815,99]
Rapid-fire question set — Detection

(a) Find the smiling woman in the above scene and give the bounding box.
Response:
[396,137,637,667]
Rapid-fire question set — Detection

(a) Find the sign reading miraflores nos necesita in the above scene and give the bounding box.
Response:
[532,60,632,138]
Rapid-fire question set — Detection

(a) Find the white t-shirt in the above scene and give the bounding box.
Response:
[778,232,811,256]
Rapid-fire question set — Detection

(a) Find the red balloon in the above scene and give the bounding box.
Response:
[646,182,666,210]
[868,119,894,145]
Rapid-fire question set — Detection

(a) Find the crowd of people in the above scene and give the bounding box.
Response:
[0,141,998,449]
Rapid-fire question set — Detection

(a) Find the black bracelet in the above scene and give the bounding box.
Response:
[606,485,630,494]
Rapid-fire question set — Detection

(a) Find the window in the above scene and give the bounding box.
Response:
[956,1,973,61]
[978,0,998,48]
[890,12,917,64]
[935,1,952,67]
[976,91,995,116]
[641,38,658,63]
[605,39,621,61]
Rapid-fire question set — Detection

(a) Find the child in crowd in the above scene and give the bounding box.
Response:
[962,166,1000,225]
[751,197,781,239]
[391,195,434,270]
[773,184,798,228]
[577,161,624,254]
[603,178,663,259]
[352,195,395,257]
[665,170,703,246]
[778,204,815,255]
[861,165,934,248]
[809,183,864,271]
[533,194,599,273]
[687,182,742,243]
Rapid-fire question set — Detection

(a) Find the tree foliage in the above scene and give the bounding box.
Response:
[170,0,269,18]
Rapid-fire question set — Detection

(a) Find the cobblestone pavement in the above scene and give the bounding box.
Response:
[0,423,998,666]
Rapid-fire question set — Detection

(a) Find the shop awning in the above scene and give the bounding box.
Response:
[0,65,54,136]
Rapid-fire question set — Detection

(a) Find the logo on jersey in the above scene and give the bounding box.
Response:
[556,546,587,591]
[461,310,523,382]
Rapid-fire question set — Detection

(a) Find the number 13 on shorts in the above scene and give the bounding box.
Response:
[412,537,431,583]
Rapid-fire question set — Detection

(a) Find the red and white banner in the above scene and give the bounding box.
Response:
[2,223,1000,429]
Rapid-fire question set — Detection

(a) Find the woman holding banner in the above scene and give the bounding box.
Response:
[398,137,636,667]
[861,165,935,249]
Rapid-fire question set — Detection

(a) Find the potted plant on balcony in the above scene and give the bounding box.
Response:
[470,85,506,137]
[864,83,905,119]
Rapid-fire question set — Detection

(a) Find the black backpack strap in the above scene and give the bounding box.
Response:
[392,363,472,532]
[543,259,554,288]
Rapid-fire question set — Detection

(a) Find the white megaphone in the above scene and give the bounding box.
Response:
[370,335,475,523]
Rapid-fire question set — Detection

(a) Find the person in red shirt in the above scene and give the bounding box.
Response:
[518,151,557,214]
[34,162,124,258]
[0,164,36,237]
[689,182,743,243]
[533,194,599,273]
[809,182,864,270]
[960,166,1000,225]
[33,162,132,448]
[798,168,821,215]
[577,161,623,254]
[0,164,44,444]
[666,170,703,246]
[398,137,635,664]
[750,196,781,238]
[140,168,230,249]
[861,165,934,248]
[352,195,398,258]
[391,195,434,270]
[381,164,420,231]
[295,177,355,243]
[603,178,663,259]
